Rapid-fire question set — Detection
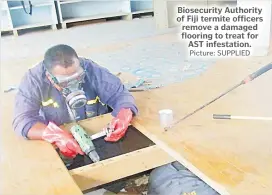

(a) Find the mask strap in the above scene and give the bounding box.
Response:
[45,71,63,92]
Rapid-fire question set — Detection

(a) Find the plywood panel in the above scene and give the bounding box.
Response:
[129,57,272,195]
[70,145,174,191]
[0,94,83,195]
[63,114,113,134]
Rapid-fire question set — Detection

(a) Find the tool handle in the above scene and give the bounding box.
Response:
[129,88,145,92]
[213,114,231,119]
[243,63,272,83]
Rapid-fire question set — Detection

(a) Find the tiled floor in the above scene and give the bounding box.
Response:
[1,17,214,91]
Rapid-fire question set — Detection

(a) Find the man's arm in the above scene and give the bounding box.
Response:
[12,73,47,139]
[92,64,138,142]
[12,72,84,157]
[93,68,138,117]
[13,88,54,140]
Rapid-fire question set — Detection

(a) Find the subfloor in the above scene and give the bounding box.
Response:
[0,17,228,195]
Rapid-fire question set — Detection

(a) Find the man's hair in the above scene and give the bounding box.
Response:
[43,44,79,71]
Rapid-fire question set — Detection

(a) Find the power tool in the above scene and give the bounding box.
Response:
[70,124,100,162]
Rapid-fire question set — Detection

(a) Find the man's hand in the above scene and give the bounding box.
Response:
[104,108,133,142]
[42,122,84,158]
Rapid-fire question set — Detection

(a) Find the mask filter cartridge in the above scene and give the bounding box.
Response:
[66,90,87,109]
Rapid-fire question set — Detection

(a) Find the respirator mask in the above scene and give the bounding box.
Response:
[46,66,87,109]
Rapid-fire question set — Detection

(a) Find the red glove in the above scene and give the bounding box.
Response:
[42,122,84,158]
[104,108,133,142]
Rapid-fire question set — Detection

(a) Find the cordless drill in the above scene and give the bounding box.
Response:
[70,124,100,162]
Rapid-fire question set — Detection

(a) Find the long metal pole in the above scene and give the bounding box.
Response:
[165,62,272,131]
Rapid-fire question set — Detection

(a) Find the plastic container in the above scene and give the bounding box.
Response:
[159,109,174,128]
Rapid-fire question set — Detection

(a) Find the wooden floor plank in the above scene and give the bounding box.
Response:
[70,145,174,191]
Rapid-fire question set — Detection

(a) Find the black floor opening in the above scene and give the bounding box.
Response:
[67,125,155,170]
[66,125,155,194]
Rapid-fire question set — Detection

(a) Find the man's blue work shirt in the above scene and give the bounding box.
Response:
[12,57,138,138]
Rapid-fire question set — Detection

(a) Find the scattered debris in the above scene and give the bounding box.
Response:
[131,79,145,88]
[124,174,149,195]
[4,86,17,93]
[134,175,149,186]
[129,84,163,92]
[115,72,122,77]
[120,74,163,92]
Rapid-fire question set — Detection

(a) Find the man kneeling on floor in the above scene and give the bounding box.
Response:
[13,44,138,155]
[12,44,138,193]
